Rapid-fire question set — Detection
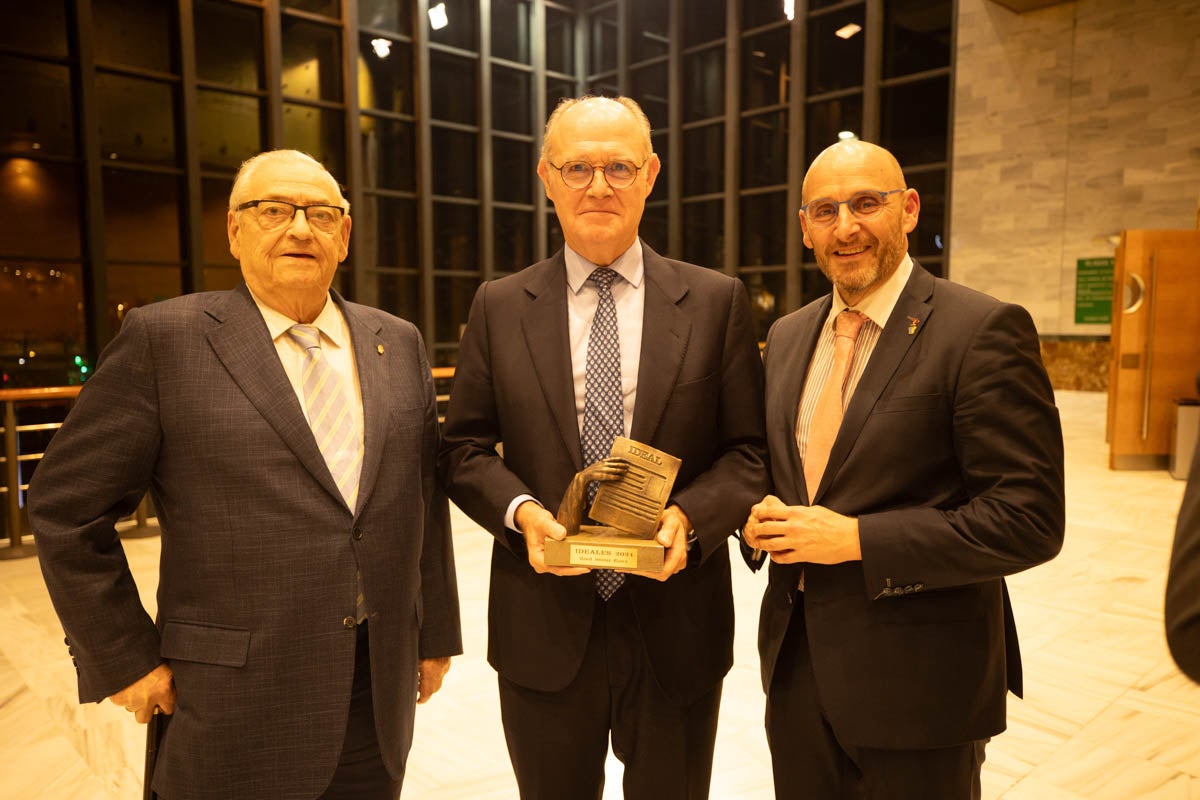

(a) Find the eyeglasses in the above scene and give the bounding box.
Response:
[800,189,904,228]
[236,200,345,234]
[548,159,647,190]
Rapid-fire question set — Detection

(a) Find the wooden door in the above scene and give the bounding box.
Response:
[1108,229,1200,469]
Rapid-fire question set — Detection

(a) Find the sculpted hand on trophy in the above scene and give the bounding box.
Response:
[544,437,682,574]
[557,457,630,536]
[513,457,628,577]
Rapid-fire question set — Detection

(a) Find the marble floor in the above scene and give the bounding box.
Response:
[1,390,1197,799]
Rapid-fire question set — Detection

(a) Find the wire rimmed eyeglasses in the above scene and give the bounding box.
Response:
[800,189,904,228]
[548,159,648,190]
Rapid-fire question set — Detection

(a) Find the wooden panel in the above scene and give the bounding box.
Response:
[1108,229,1200,469]
[986,0,1073,11]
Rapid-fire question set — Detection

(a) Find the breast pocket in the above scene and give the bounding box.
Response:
[873,393,945,414]
[667,372,716,406]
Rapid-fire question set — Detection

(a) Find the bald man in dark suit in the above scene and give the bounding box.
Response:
[744,140,1065,799]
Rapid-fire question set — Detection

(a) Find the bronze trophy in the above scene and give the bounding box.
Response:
[544,437,682,572]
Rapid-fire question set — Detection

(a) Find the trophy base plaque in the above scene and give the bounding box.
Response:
[544,525,665,572]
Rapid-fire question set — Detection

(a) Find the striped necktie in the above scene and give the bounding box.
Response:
[581,268,626,600]
[287,324,366,621]
[287,324,364,510]
[801,309,866,496]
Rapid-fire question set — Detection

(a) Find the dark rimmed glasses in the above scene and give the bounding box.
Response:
[800,189,904,228]
[236,200,346,234]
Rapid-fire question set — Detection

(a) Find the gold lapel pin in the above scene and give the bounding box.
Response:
[907,316,920,335]
[376,344,385,355]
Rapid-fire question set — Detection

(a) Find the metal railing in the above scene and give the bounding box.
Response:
[1,386,163,559]
[0,387,81,559]
[1,367,461,560]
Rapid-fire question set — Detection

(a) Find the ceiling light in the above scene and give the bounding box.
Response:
[428,2,449,31]
[835,23,862,39]
[370,38,391,58]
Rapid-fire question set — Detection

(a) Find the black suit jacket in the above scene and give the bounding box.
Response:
[756,262,1065,749]
[438,243,768,704]
[30,286,462,800]
[1167,382,1200,682]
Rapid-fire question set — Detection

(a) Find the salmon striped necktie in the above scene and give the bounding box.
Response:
[802,309,866,497]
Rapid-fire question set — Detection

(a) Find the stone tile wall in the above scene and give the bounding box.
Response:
[950,0,1200,338]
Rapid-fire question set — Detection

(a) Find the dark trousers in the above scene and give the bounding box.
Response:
[766,605,986,800]
[498,589,723,800]
[319,623,403,800]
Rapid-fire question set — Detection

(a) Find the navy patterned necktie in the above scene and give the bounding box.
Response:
[581,268,625,600]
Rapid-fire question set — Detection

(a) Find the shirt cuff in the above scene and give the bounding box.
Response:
[505,494,540,532]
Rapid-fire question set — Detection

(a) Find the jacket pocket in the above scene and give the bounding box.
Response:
[874,393,944,414]
[160,620,250,667]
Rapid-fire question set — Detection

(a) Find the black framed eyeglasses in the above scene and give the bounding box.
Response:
[548,159,648,190]
[235,200,345,234]
[800,189,904,228]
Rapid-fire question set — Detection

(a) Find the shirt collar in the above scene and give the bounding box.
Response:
[248,288,350,350]
[830,254,913,330]
[564,240,645,295]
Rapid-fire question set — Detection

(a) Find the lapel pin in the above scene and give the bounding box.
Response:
[376,344,385,355]
[907,316,920,335]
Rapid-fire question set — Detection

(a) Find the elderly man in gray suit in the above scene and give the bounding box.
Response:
[29,149,461,800]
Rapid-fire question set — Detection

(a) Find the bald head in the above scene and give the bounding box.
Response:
[541,96,652,163]
[798,139,919,307]
[802,140,906,205]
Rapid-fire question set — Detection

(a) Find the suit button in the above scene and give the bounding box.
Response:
[343,616,357,629]
[352,527,364,540]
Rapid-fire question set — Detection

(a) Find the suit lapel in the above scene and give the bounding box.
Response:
[776,298,830,505]
[339,294,387,519]
[630,244,690,444]
[816,264,935,500]
[521,254,584,470]
[205,285,347,508]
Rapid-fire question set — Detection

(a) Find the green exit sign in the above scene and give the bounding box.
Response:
[1075,257,1113,324]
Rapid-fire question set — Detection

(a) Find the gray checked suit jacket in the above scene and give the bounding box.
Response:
[29,285,461,800]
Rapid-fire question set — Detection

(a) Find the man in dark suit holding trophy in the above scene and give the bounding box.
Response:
[439,96,768,799]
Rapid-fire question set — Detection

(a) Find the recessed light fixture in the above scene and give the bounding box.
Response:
[835,23,862,39]
[428,2,449,31]
[370,38,391,58]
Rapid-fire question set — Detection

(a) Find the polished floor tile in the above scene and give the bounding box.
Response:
[0,390,1195,799]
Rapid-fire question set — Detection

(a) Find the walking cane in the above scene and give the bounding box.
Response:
[143,707,167,800]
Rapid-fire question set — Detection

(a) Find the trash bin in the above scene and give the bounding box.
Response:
[1171,398,1200,480]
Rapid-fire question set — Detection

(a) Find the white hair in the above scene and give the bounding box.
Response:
[228,149,349,213]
